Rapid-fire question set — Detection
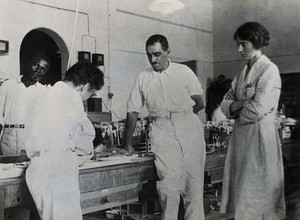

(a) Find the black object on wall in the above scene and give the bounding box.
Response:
[92,53,104,66]
[206,75,232,120]
[78,51,91,63]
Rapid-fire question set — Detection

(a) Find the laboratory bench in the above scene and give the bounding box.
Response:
[0,156,156,220]
[0,152,227,220]
[1,138,299,220]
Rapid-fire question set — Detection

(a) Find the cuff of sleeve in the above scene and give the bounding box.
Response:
[126,107,140,114]
[221,100,234,118]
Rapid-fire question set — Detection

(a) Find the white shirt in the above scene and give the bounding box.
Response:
[127,62,203,117]
[0,76,48,155]
[0,76,47,126]
[25,81,94,158]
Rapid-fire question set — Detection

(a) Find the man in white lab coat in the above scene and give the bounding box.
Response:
[0,54,50,155]
[124,34,206,220]
[25,61,104,220]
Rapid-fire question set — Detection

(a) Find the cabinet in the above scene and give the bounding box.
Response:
[279,73,300,120]
[282,139,300,206]
[205,153,226,184]
[203,152,226,218]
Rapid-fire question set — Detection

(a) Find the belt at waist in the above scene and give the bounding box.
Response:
[4,124,25,128]
[153,108,194,119]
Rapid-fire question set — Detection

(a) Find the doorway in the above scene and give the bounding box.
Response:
[20,29,62,85]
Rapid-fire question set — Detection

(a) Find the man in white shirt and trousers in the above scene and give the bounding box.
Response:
[124,34,206,220]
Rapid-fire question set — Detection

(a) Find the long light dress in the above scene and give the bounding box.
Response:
[220,55,286,220]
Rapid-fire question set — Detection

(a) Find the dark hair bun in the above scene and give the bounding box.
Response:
[234,22,270,49]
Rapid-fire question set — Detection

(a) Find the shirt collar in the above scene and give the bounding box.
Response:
[18,75,40,87]
[151,60,171,74]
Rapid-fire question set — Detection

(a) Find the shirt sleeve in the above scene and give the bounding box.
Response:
[127,74,144,113]
[239,65,281,124]
[184,66,203,96]
[74,116,95,155]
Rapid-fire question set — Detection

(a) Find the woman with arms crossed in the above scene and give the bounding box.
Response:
[220,22,285,220]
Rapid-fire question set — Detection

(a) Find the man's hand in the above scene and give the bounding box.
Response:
[191,95,205,114]
[119,144,137,156]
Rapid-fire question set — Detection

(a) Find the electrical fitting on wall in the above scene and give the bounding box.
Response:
[78,35,104,65]
[77,35,111,98]
[0,40,9,54]
[108,91,113,99]
[78,51,91,62]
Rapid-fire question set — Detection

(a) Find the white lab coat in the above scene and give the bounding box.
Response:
[220,55,285,220]
[25,81,94,220]
[0,77,48,155]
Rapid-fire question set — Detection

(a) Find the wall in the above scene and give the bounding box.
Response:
[108,0,213,121]
[0,0,213,122]
[0,0,106,76]
[213,0,300,80]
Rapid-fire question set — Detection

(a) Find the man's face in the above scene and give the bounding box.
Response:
[146,42,169,72]
[27,59,49,82]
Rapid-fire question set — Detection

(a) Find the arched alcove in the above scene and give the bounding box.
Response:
[19,28,68,85]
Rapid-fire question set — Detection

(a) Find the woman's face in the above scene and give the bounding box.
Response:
[235,37,261,61]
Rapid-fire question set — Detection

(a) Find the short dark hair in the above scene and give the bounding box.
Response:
[64,61,104,91]
[146,34,169,51]
[234,22,270,49]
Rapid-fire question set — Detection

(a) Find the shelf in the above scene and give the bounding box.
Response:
[286,190,300,203]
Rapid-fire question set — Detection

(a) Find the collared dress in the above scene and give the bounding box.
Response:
[0,76,48,155]
[220,55,286,220]
[25,81,94,220]
[127,62,206,220]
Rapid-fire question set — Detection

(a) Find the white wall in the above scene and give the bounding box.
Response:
[0,0,213,122]
[4,0,299,122]
[108,0,213,121]
[213,0,300,79]
[0,0,97,75]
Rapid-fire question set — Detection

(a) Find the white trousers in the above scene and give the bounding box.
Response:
[150,112,206,220]
[26,151,82,220]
